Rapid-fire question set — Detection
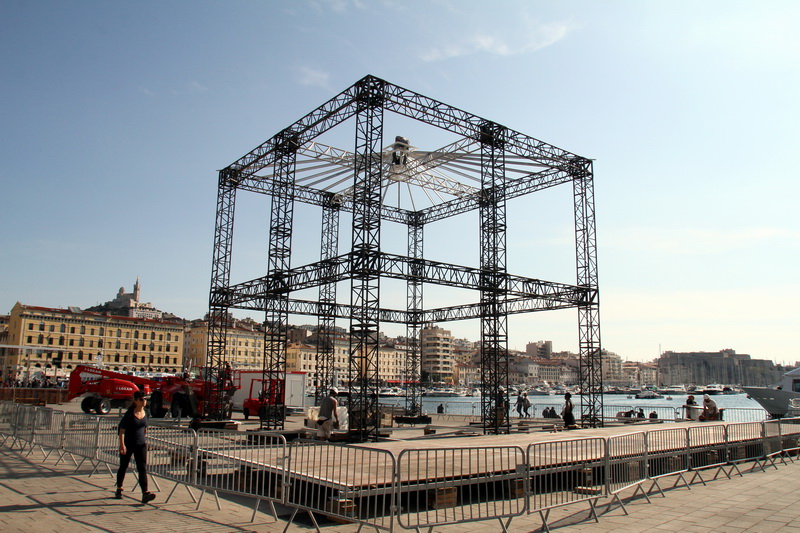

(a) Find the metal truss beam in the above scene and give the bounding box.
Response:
[315,197,339,405]
[405,214,423,416]
[348,77,384,442]
[224,252,587,306]
[260,132,298,430]
[205,170,237,419]
[573,159,603,427]
[478,122,510,435]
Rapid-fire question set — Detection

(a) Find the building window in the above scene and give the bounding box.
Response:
[28,323,34,330]
[80,326,85,334]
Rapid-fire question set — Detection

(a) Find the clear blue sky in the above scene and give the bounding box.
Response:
[1,1,798,364]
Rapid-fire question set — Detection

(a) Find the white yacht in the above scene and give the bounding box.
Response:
[743,368,800,418]
[703,384,725,395]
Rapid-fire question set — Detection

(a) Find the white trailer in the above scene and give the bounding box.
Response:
[232,370,306,410]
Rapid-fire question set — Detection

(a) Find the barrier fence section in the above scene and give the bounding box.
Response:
[525,437,605,531]
[606,432,649,513]
[147,425,199,495]
[194,428,287,518]
[60,413,101,469]
[644,427,690,493]
[29,407,66,460]
[287,440,396,531]
[687,424,729,483]
[396,445,526,531]
[779,417,800,457]
[723,407,768,423]
[0,401,15,445]
[726,421,767,473]
[10,404,37,452]
[3,400,800,532]
[762,419,784,468]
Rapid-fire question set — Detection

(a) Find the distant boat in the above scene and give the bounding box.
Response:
[635,390,662,399]
[703,384,725,395]
[743,368,800,418]
[660,384,687,395]
[422,387,464,397]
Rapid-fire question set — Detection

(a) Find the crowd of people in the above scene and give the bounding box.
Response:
[1,376,65,388]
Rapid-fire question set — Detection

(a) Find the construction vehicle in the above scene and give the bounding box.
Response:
[67,365,234,418]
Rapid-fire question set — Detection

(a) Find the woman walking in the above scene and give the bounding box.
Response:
[115,390,155,504]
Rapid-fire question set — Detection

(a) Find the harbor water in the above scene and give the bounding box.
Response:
[360,392,768,422]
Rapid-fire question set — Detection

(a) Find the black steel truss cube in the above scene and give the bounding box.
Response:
[206,75,602,439]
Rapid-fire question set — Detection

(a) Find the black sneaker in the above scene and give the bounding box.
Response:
[141,492,156,504]
[114,488,123,500]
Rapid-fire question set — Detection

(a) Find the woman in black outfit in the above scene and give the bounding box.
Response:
[115,390,155,504]
[562,392,576,428]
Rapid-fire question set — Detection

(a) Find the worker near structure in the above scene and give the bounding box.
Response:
[317,387,340,441]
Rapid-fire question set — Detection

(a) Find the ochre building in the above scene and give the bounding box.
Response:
[1,302,184,381]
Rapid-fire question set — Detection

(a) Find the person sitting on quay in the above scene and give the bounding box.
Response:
[683,394,700,420]
[699,394,719,421]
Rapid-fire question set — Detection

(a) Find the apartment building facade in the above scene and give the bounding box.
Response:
[1,303,184,381]
[420,324,454,384]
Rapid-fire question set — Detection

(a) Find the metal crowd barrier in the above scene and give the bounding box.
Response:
[0,401,14,445]
[28,407,66,461]
[396,445,525,531]
[645,427,690,493]
[287,440,396,531]
[3,400,800,532]
[727,421,769,474]
[194,428,287,520]
[147,425,198,498]
[10,404,37,452]
[59,412,100,470]
[526,437,605,531]
[779,417,800,458]
[688,424,730,483]
[606,431,649,513]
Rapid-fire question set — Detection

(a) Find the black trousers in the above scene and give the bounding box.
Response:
[117,443,148,493]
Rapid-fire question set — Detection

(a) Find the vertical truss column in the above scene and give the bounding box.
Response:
[572,157,603,427]
[348,77,384,442]
[478,122,510,434]
[261,129,299,430]
[206,169,238,419]
[315,195,340,406]
[405,213,423,416]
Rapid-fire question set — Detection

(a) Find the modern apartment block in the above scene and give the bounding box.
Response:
[1,302,184,382]
[420,324,454,384]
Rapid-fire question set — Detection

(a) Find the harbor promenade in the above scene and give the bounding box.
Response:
[2,440,799,532]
